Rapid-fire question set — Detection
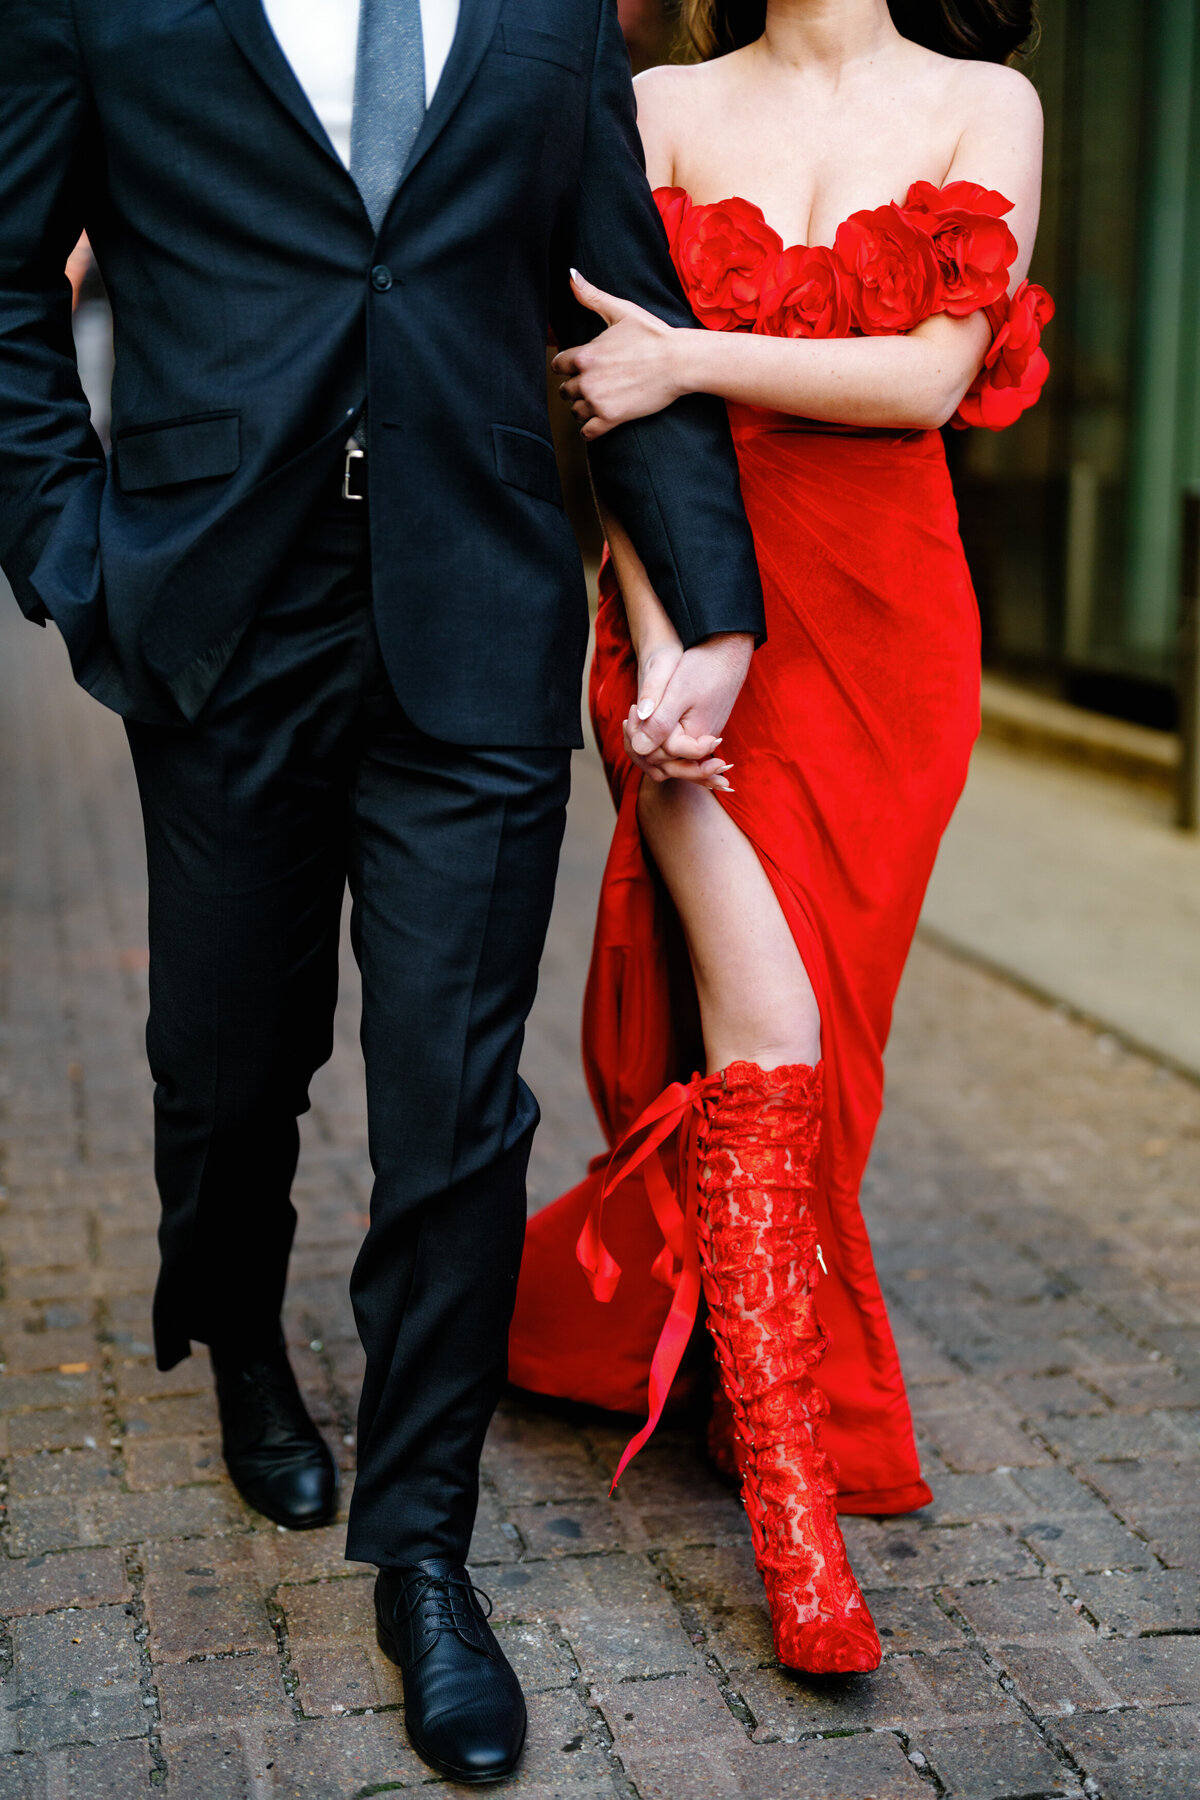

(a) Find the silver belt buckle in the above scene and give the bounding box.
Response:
[343,443,365,501]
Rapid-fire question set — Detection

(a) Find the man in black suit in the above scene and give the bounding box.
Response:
[0,0,762,1777]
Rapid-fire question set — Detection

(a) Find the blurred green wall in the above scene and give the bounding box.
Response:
[955,0,1200,726]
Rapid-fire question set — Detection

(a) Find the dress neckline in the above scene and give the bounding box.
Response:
[653,180,1013,258]
[648,177,1051,431]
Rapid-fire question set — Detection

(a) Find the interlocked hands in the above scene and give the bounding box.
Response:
[623,630,750,791]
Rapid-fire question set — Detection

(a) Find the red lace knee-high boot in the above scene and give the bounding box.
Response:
[705,1373,745,1484]
[695,1060,881,1674]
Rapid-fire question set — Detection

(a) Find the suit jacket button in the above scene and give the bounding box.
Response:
[370,264,394,292]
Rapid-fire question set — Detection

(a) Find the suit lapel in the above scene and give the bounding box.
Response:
[395,0,504,196]
[211,0,506,219]
[210,0,349,174]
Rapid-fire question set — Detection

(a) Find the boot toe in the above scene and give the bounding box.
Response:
[773,1609,882,1675]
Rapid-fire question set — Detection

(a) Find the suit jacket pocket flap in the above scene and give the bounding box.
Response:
[500,24,584,72]
[493,425,563,508]
[115,412,241,493]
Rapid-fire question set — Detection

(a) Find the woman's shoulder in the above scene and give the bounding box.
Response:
[952,55,1040,110]
[633,54,749,121]
[922,48,1043,135]
[633,59,727,178]
[886,41,1043,177]
[633,58,722,114]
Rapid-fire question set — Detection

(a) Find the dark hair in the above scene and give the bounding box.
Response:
[679,0,1037,66]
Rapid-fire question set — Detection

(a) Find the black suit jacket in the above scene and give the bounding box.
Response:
[0,0,764,743]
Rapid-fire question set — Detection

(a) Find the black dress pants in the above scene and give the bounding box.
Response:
[125,492,571,1563]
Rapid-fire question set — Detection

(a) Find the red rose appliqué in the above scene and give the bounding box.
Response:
[833,202,941,334]
[903,180,1018,317]
[673,197,783,331]
[953,279,1055,430]
[653,186,691,259]
[754,244,854,339]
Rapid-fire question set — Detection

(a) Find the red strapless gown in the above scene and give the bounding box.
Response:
[509,185,1052,1514]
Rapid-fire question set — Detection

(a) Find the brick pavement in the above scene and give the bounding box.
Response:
[1,600,1198,1799]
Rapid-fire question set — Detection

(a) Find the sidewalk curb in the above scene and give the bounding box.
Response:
[980,673,1179,791]
[916,920,1200,1088]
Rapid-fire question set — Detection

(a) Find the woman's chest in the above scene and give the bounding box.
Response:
[671,84,964,250]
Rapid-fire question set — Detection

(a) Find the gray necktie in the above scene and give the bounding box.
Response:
[350,0,426,233]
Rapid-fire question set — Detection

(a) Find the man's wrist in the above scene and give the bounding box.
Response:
[697,630,755,662]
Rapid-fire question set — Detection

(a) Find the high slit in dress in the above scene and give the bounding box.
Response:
[508,183,1052,1512]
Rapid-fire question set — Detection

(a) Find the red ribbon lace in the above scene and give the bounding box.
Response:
[576,1072,716,1488]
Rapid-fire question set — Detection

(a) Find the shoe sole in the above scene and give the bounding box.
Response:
[375,1622,526,1784]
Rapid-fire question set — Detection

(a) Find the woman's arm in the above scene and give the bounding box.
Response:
[559,64,1043,437]
[598,491,734,789]
[570,302,994,434]
[599,495,680,676]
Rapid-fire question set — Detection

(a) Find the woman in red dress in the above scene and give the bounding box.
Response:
[510,0,1049,1675]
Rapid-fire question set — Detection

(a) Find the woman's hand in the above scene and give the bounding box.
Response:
[623,634,733,791]
[554,271,690,440]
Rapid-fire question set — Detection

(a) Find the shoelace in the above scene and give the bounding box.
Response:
[399,1571,495,1643]
[232,1360,310,1444]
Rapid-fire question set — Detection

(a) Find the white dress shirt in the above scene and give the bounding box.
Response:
[263,0,461,169]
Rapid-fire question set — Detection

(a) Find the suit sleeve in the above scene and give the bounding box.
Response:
[549,0,765,647]
[0,1,105,622]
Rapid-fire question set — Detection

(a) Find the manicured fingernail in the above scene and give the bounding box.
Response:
[570,268,584,283]
[636,698,655,720]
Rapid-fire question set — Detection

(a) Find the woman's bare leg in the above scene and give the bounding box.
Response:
[637,778,821,1071]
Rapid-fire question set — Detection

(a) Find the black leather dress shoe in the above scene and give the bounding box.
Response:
[211,1337,338,1530]
[375,1561,526,1783]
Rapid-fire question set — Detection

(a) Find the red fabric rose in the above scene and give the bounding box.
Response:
[673,197,782,331]
[906,179,1013,222]
[952,279,1055,430]
[652,186,691,258]
[754,244,854,339]
[903,180,1018,316]
[833,203,941,334]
